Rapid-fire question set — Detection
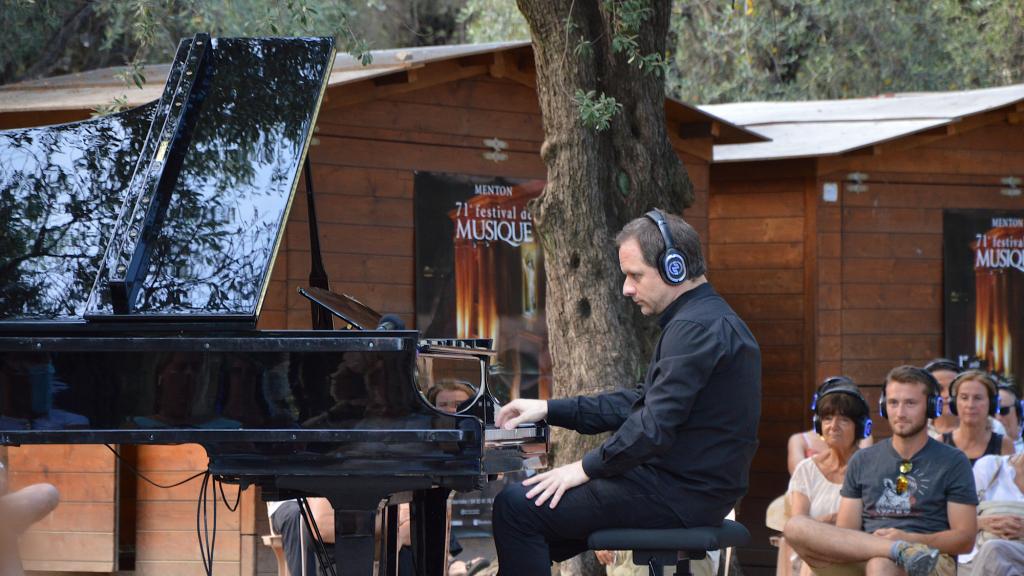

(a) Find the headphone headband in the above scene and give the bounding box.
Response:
[812,377,873,439]
[924,358,960,374]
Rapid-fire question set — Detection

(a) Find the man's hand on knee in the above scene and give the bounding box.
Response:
[496,399,547,430]
[522,460,589,509]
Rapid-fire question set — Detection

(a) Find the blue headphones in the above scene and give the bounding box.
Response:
[811,376,873,439]
[644,209,687,285]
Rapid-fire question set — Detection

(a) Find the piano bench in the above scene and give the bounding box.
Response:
[586,520,750,576]
[261,534,289,576]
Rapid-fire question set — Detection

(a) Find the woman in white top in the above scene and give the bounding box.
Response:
[958,453,1024,575]
[784,378,872,576]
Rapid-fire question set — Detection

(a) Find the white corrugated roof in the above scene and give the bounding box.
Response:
[702,83,1024,162]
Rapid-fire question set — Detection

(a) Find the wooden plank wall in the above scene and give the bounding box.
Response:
[9,445,117,572]
[264,75,546,331]
[133,445,243,576]
[817,121,1024,420]
[706,177,809,570]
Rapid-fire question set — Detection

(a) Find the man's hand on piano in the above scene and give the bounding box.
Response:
[522,460,589,509]
[496,399,548,430]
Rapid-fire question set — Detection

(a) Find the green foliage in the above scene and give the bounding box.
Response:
[573,89,622,131]
[457,0,529,42]
[669,0,1024,104]
[604,0,669,78]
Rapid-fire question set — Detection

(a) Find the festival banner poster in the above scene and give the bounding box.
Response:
[414,172,550,537]
[944,210,1024,386]
[414,172,551,404]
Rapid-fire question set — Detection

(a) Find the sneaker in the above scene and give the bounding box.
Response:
[893,542,940,576]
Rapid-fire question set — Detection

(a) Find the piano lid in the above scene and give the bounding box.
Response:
[0,35,335,325]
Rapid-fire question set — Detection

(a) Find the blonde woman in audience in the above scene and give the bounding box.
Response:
[785,377,871,576]
[941,370,1014,465]
[924,359,1006,440]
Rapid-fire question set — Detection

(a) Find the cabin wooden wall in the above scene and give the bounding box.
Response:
[705,172,812,571]
[706,118,1023,574]
[7,445,117,572]
[815,120,1024,428]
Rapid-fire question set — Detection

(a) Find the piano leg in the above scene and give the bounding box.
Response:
[380,504,399,576]
[410,488,451,576]
[334,510,377,576]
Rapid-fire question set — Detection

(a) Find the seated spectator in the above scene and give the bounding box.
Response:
[941,370,1014,464]
[924,359,961,438]
[776,378,873,576]
[957,453,1024,575]
[785,378,871,576]
[425,379,476,414]
[0,462,60,576]
[995,384,1023,453]
[267,500,316,576]
[924,359,1006,440]
[784,365,977,576]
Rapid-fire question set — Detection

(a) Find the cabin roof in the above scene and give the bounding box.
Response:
[0,40,763,145]
[701,83,1024,162]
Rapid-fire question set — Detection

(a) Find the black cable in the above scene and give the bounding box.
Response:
[298,497,337,576]
[105,444,206,489]
[216,476,242,513]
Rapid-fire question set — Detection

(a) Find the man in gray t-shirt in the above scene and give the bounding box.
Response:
[843,437,977,535]
[785,366,978,576]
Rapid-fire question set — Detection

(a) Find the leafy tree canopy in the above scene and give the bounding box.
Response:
[456,0,1024,103]
[0,0,469,86]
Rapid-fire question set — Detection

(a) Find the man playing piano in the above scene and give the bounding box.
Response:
[492,210,761,574]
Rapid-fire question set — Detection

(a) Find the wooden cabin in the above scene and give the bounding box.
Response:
[701,85,1024,571]
[0,42,762,576]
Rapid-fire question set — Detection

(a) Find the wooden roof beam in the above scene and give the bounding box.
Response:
[678,121,720,140]
[323,59,490,109]
[489,50,536,88]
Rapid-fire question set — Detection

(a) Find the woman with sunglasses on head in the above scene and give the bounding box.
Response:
[784,378,871,576]
[941,370,1014,465]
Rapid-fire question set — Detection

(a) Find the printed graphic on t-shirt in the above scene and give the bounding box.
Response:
[874,474,925,516]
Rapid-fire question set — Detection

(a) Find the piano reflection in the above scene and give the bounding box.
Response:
[0,34,548,576]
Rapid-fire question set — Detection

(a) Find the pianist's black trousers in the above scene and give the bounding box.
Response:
[492,475,682,575]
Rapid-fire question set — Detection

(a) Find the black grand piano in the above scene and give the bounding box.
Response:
[0,35,547,575]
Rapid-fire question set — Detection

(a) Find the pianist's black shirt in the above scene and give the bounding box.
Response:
[545,282,761,526]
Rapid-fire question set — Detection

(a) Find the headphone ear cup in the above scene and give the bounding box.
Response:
[991,392,1000,417]
[948,393,957,416]
[662,249,686,285]
[862,417,873,439]
[813,415,822,436]
[878,394,887,420]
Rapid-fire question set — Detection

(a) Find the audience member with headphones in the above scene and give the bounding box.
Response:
[785,365,979,576]
[490,209,761,575]
[924,358,1008,441]
[940,370,1015,464]
[783,377,872,576]
[995,383,1024,454]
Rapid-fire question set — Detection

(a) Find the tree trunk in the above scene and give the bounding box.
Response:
[515,1,693,574]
